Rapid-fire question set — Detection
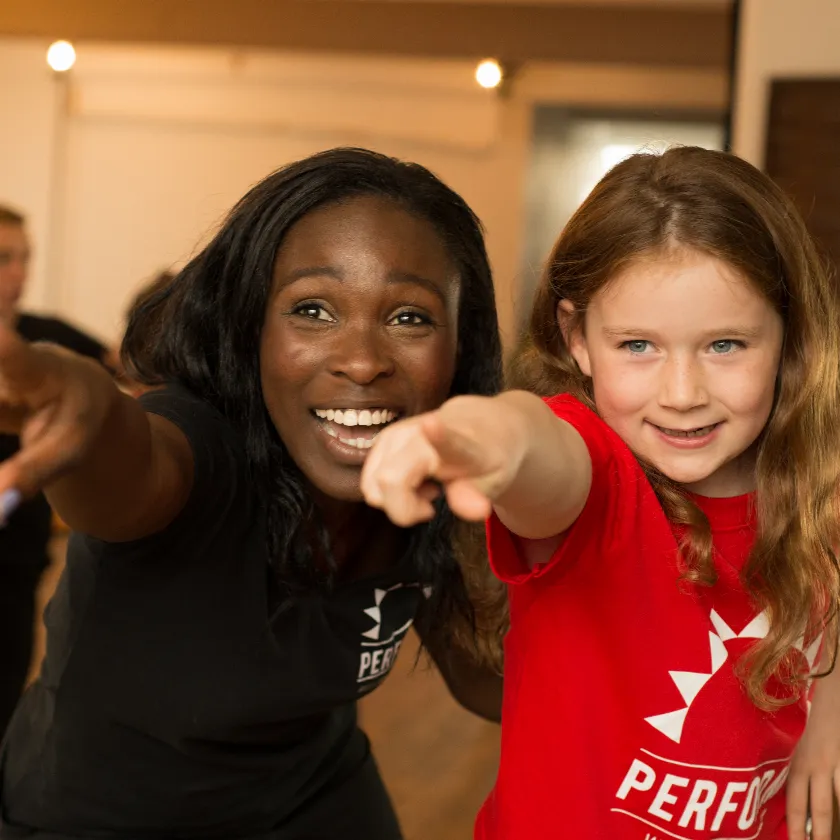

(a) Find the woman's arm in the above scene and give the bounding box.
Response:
[0,322,193,542]
[415,620,503,722]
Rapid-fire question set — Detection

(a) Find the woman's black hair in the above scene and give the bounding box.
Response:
[122,147,502,637]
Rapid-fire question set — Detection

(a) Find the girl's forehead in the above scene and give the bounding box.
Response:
[587,254,780,339]
[596,253,752,307]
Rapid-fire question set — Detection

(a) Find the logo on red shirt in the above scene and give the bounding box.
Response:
[612,610,819,838]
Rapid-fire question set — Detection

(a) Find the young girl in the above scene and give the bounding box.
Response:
[0,148,504,839]
[362,146,840,840]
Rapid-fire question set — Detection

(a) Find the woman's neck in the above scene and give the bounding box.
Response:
[309,489,408,574]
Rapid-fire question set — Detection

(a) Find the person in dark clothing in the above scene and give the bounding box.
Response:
[0,149,504,839]
[0,205,112,737]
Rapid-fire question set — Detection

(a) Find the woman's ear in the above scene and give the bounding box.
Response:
[556,299,592,377]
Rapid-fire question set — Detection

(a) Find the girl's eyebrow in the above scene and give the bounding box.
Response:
[601,325,764,340]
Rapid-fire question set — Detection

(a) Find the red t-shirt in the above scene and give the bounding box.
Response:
[476,395,815,840]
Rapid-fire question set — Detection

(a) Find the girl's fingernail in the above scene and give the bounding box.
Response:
[0,488,22,525]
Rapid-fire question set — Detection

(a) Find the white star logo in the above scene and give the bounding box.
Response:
[361,588,387,641]
[643,610,769,743]
[645,610,822,744]
[360,582,429,643]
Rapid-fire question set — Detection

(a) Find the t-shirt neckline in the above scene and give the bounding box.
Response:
[686,491,755,531]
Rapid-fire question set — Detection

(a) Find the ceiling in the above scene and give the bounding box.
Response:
[343,0,731,5]
[0,0,733,69]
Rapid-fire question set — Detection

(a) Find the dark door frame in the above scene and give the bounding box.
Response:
[723,0,743,152]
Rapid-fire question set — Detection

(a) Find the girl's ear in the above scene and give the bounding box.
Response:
[556,299,592,377]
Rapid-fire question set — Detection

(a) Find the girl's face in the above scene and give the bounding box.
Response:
[260,194,461,502]
[563,250,784,497]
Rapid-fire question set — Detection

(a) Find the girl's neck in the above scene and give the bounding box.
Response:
[682,444,757,498]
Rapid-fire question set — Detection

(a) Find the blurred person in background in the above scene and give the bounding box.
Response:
[0,204,115,736]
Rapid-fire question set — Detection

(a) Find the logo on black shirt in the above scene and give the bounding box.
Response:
[356,582,428,690]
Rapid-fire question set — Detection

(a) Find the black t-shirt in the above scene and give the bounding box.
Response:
[0,385,421,838]
[0,314,107,574]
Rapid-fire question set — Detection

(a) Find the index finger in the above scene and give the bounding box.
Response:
[361,419,438,508]
[420,413,489,481]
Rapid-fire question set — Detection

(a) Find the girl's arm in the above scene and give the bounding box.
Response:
[490,390,591,539]
[361,390,592,540]
[0,322,193,542]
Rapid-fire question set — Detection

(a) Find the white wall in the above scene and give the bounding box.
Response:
[0,38,60,310]
[1,39,727,347]
[732,0,840,167]
[45,45,534,345]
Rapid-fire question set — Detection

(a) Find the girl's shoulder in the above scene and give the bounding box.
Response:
[542,392,639,475]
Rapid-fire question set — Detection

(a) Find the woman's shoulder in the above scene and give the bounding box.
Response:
[139,381,245,453]
[129,382,255,540]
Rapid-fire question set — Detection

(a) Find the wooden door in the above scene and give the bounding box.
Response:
[765,79,840,272]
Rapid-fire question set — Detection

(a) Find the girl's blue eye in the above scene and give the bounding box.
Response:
[625,340,650,354]
[711,339,737,354]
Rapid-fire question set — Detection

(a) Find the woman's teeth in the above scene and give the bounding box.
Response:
[314,408,397,427]
[313,408,399,450]
[322,426,374,449]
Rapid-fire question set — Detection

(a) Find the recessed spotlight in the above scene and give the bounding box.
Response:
[47,41,76,72]
[475,59,503,90]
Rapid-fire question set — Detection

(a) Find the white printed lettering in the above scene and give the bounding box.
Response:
[738,775,762,830]
[649,774,690,822]
[616,760,656,800]
[756,769,776,808]
[358,652,372,679]
[712,782,749,831]
[762,765,789,804]
[357,639,404,682]
[678,780,718,830]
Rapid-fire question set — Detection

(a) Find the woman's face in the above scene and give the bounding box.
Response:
[260,194,461,502]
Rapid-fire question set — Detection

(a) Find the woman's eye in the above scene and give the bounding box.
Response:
[293,304,332,322]
[390,311,431,327]
[623,340,651,354]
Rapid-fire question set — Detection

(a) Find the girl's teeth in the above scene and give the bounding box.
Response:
[662,424,716,438]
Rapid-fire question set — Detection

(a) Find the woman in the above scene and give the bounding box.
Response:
[0,148,503,839]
